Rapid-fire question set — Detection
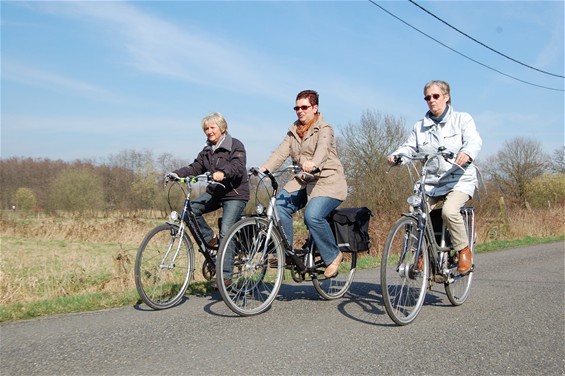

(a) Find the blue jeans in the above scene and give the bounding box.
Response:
[276,189,342,266]
[190,192,247,244]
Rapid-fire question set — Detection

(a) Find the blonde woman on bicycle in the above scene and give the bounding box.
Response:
[387,80,482,274]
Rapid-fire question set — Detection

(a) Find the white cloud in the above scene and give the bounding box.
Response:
[2,61,122,101]
[32,1,294,100]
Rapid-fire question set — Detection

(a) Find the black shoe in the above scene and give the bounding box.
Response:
[207,234,219,249]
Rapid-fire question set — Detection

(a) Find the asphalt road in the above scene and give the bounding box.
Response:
[1,241,564,376]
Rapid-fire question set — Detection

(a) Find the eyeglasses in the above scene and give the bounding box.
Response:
[424,93,441,102]
[293,105,311,112]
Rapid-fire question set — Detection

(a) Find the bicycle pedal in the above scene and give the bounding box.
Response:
[432,274,447,283]
[292,248,307,256]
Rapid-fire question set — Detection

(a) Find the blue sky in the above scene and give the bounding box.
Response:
[2,1,564,167]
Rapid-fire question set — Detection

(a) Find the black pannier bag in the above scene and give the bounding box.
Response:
[329,207,373,252]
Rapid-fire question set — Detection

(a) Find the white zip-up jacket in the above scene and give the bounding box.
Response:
[392,105,482,197]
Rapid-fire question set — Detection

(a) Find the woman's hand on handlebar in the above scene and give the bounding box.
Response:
[301,160,318,173]
[211,170,225,182]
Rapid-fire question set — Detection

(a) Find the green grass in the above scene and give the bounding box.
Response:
[1,236,562,322]
[0,281,213,322]
[474,236,564,253]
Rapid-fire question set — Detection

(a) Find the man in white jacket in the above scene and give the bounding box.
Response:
[387,80,482,274]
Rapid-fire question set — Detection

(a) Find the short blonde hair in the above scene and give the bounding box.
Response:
[201,112,228,132]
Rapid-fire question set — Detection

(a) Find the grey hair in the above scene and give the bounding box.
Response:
[424,80,451,105]
[201,112,228,132]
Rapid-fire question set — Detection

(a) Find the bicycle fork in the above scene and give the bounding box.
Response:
[161,224,186,270]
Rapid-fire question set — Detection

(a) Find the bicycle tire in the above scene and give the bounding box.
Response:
[135,223,194,310]
[217,217,284,316]
[312,252,357,300]
[381,216,428,325]
[445,209,475,305]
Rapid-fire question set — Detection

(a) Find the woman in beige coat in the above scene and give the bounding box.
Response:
[261,90,347,278]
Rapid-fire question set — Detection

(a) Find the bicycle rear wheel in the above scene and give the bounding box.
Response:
[313,252,357,299]
[381,216,428,325]
[445,207,475,305]
[135,223,194,310]
[217,217,284,316]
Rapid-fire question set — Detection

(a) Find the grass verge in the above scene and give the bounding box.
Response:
[1,236,562,323]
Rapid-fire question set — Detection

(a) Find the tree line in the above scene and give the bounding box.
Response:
[1,110,564,217]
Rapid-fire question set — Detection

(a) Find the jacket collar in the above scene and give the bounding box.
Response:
[205,132,233,152]
[423,105,452,128]
[289,112,324,138]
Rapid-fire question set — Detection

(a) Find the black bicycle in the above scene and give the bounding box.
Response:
[134,173,221,310]
[381,147,476,325]
[216,165,371,316]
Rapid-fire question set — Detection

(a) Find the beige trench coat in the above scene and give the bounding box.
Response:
[263,113,348,201]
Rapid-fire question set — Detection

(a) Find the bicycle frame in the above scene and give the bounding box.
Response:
[173,175,220,253]
[252,166,322,275]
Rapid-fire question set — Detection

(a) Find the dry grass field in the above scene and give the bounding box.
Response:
[1,206,564,314]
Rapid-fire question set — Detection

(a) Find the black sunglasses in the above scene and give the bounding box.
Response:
[424,93,441,102]
[293,105,311,112]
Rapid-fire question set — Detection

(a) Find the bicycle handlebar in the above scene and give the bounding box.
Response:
[164,172,226,188]
[395,146,456,164]
[249,165,320,192]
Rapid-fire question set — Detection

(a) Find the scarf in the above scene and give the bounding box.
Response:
[209,133,227,151]
[296,113,319,139]
[428,105,449,125]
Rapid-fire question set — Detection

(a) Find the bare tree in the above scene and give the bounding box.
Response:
[337,110,408,215]
[156,153,191,176]
[484,137,548,206]
[551,146,565,174]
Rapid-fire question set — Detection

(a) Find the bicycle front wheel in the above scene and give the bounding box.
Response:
[313,252,357,300]
[135,223,194,310]
[381,216,428,325]
[217,217,285,316]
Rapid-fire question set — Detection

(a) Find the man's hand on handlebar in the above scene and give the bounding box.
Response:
[386,155,402,166]
[454,152,471,167]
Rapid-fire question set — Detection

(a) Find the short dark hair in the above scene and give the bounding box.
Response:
[296,90,319,107]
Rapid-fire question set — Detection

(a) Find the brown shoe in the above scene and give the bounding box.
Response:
[207,234,218,249]
[324,252,343,278]
[416,255,423,271]
[458,246,472,274]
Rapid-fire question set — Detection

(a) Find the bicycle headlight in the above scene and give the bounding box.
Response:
[255,204,265,215]
[407,195,422,208]
[169,210,179,221]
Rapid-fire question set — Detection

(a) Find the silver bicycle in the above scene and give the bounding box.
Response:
[381,147,476,325]
[216,165,360,316]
